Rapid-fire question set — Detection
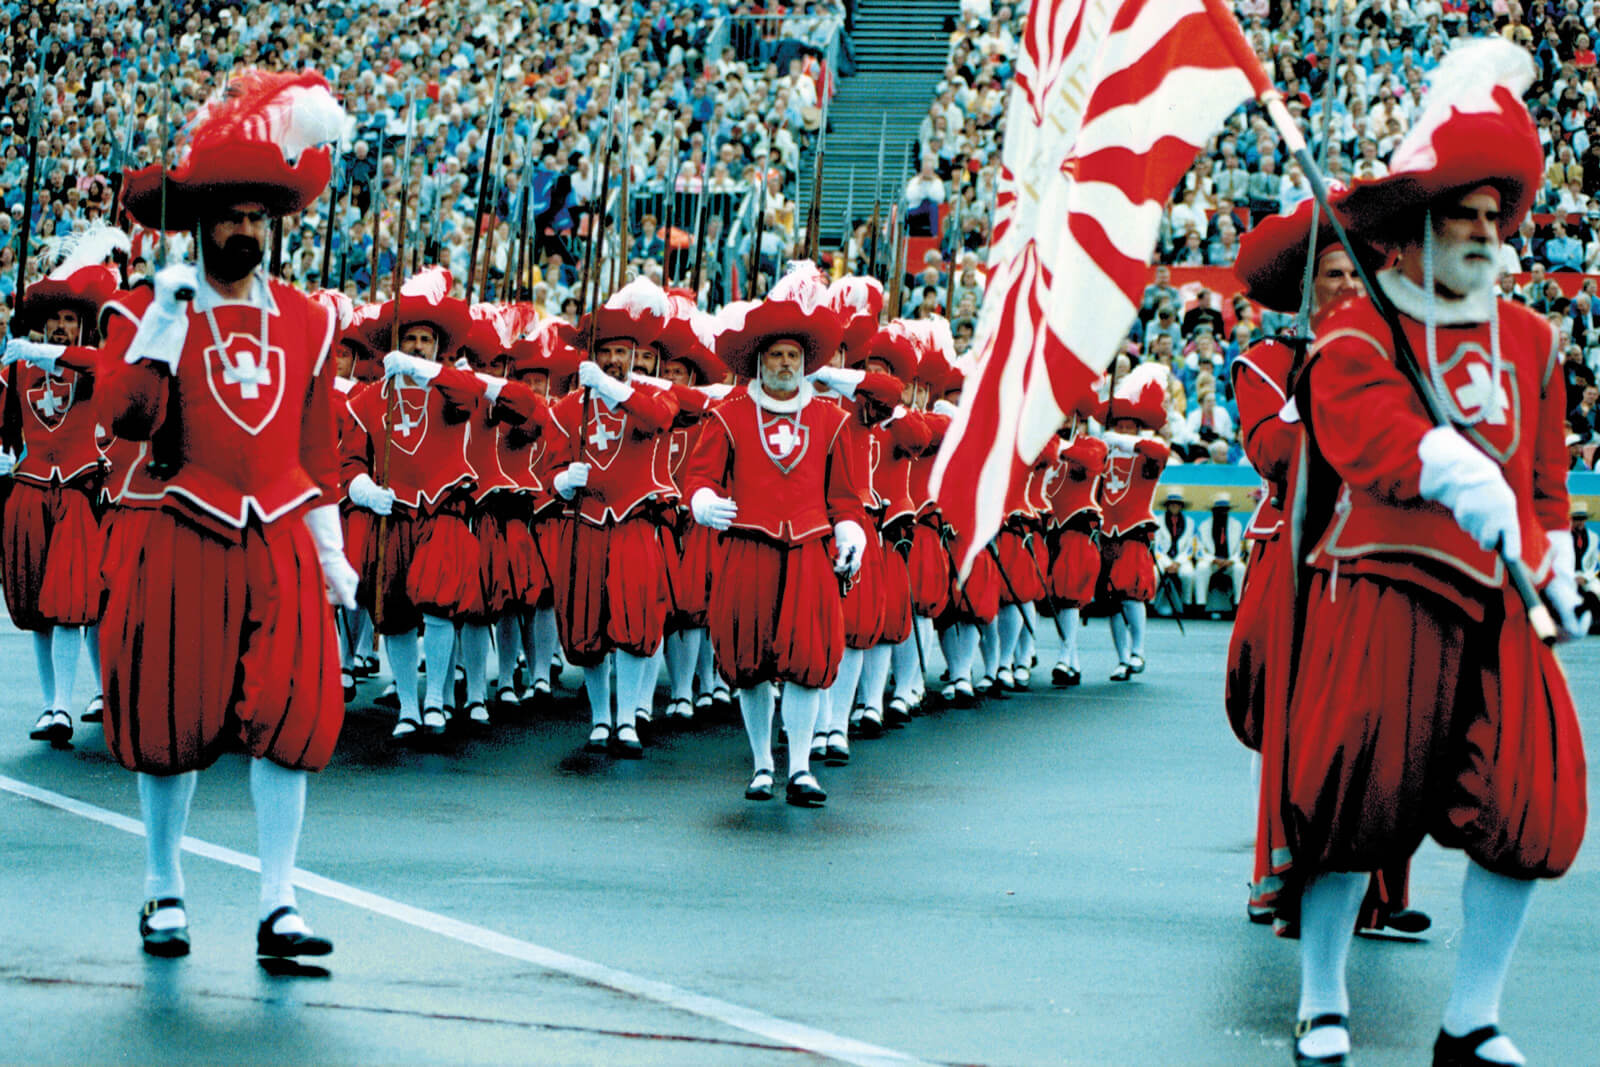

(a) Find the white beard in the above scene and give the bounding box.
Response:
[760,366,801,394]
[1431,237,1497,297]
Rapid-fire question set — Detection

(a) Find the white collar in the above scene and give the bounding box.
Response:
[747,378,813,413]
[194,268,274,314]
[1377,267,1496,326]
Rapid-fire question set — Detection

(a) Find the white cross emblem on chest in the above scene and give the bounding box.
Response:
[221,348,273,400]
[669,436,683,461]
[34,384,67,417]
[767,422,798,456]
[588,421,619,452]
[1454,362,1510,426]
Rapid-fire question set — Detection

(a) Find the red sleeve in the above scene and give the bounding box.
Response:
[1531,321,1570,533]
[1064,436,1108,471]
[617,381,679,435]
[0,365,19,456]
[1301,330,1432,504]
[433,363,487,424]
[340,390,376,484]
[885,409,933,455]
[857,371,904,407]
[668,382,713,417]
[681,412,732,500]
[1134,436,1170,478]
[98,310,170,442]
[825,417,870,528]
[919,411,951,452]
[493,380,550,429]
[56,344,106,377]
[301,345,342,506]
[546,392,583,478]
[1233,364,1297,487]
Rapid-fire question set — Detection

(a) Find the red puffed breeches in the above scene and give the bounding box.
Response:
[994,527,1046,604]
[1048,527,1100,608]
[1283,571,1587,880]
[908,520,950,618]
[1103,536,1157,602]
[348,509,480,634]
[2,480,103,630]
[100,509,342,774]
[552,515,666,666]
[1226,536,1293,750]
[708,533,844,689]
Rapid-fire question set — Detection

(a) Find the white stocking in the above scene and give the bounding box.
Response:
[1441,862,1534,1066]
[84,623,103,698]
[1056,608,1082,669]
[1123,600,1147,657]
[996,604,1023,671]
[1017,603,1038,665]
[979,618,1000,679]
[890,633,922,703]
[495,615,523,690]
[827,647,864,732]
[737,683,775,772]
[614,650,652,725]
[384,630,421,719]
[951,623,980,684]
[665,630,698,703]
[31,630,54,711]
[460,623,492,704]
[937,623,958,677]
[421,614,456,708]
[1109,610,1130,664]
[781,685,822,778]
[50,625,81,713]
[857,643,891,714]
[137,771,197,929]
[583,657,614,727]
[1296,871,1367,1060]
[250,759,307,929]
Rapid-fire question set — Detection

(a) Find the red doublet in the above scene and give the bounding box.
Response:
[907,412,951,618]
[1098,435,1168,601]
[96,279,343,774]
[488,384,556,609]
[683,385,867,687]
[0,353,107,630]
[101,284,340,536]
[662,386,724,631]
[1231,340,1299,541]
[548,383,678,665]
[1286,290,1584,880]
[1046,436,1107,608]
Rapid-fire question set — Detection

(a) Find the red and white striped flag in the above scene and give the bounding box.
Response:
[931,0,1260,576]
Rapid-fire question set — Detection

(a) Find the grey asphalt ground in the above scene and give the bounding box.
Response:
[1,614,1596,1067]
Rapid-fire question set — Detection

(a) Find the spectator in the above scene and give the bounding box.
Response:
[1564,343,1597,412]
[1569,383,1600,443]
[1184,389,1235,462]
[1546,218,1585,271]
[1140,264,1179,320]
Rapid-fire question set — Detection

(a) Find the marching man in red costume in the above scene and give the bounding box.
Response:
[1281,41,1587,1067]
[343,269,483,743]
[1042,400,1108,687]
[1,225,129,746]
[95,71,358,959]
[547,279,679,759]
[1097,364,1171,681]
[684,288,867,806]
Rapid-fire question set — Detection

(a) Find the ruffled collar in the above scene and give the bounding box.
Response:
[1378,267,1496,326]
[747,378,813,413]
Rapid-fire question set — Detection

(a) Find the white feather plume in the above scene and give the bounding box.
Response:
[43,221,131,280]
[1112,361,1169,401]
[1390,38,1536,174]
[767,260,830,312]
[604,276,671,319]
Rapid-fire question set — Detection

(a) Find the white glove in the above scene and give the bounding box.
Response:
[1102,430,1140,455]
[1417,426,1520,558]
[348,472,396,516]
[0,450,16,477]
[1545,529,1591,642]
[152,262,200,313]
[125,266,198,371]
[690,487,738,530]
[383,350,442,383]
[474,372,507,403]
[931,398,960,418]
[832,519,866,576]
[553,462,590,499]
[579,360,635,406]
[1278,397,1301,424]
[304,504,359,610]
[2,338,65,373]
[808,364,865,398]
[701,382,735,400]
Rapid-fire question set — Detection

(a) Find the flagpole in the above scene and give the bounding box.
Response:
[1295,0,1342,333]
[1200,0,1557,644]
[465,58,505,305]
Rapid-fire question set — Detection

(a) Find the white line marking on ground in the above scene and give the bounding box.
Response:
[0,773,939,1067]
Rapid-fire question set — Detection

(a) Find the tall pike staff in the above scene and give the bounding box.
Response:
[688,158,711,303]
[372,88,417,634]
[657,135,682,284]
[745,125,772,298]
[802,87,830,261]
[864,114,887,281]
[840,164,856,268]
[610,80,633,296]
[319,150,344,289]
[1201,0,1556,642]
[11,73,43,310]
[367,130,385,301]
[464,58,505,305]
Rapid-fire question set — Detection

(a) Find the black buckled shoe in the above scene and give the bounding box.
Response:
[1109,663,1132,682]
[584,724,612,753]
[1127,653,1146,674]
[82,695,105,723]
[855,707,884,739]
[610,724,644,759]
[140,897,190,958]
[1292,1013,1350,1066]
[823,731,850,766]
[884,698,912,727]
[744,768,775,801]
[257,906,332,958]
[786,771,826,807]
[1432,1024,1518,1067]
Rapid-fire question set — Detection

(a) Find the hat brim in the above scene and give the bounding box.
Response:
[716,300,843,379]
[18,269,118,338]
[653,319,727,383]
[357,294,471,358]
[122,143,333,231]
[1233,195,1371,314]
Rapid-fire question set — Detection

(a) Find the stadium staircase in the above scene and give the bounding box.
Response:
[796,0,959,251]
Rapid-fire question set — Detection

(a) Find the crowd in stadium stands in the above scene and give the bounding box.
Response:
[919,0,1600,466]
[6,1,1600,464]
[0,0,848,316]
